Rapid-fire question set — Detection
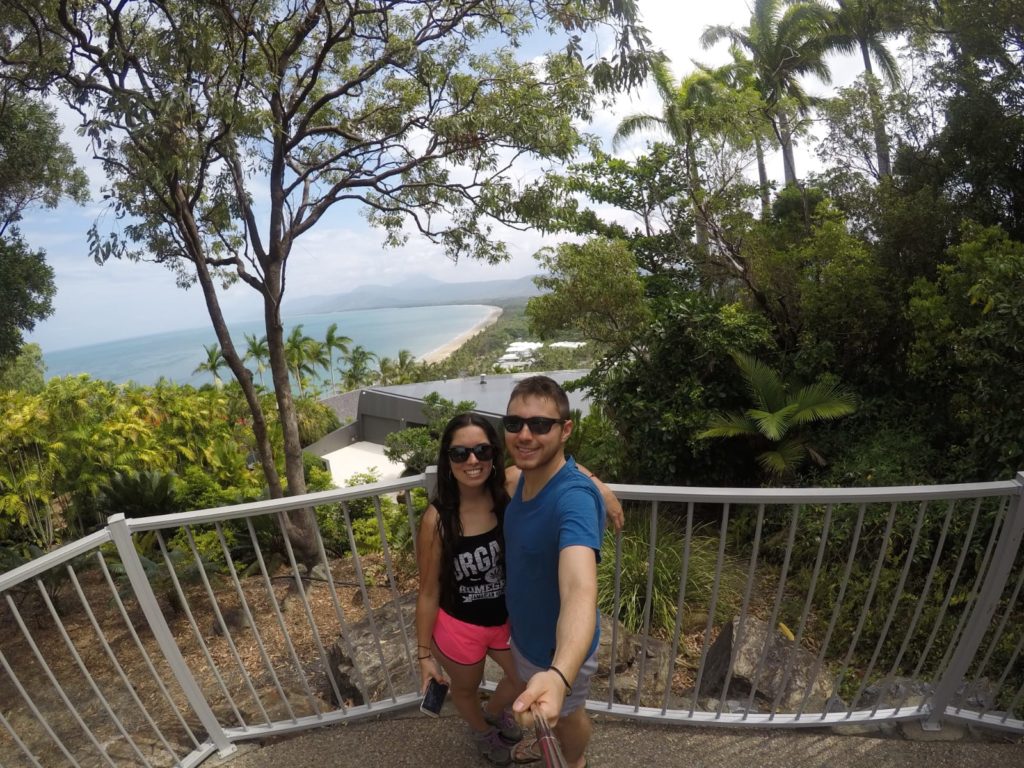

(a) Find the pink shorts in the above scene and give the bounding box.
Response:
[432,608,511,665]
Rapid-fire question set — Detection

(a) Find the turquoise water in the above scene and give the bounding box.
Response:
[42,305,496,387]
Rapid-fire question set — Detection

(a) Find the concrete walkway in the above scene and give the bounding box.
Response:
[216,710,1024,768]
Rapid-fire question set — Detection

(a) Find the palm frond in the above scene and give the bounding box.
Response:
[732,352,787,411]
[791,381,857,424]
[756,437,807,477]
[698,411,759,439]
[748,403,798,441]
[612,114,667,150]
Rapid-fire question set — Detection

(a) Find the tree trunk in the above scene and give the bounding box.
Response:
[684,136,710,253]
[777,110,798,186]
[262,266,320,570]
[755,137,771,217]
[182,200,283,500]
[861,41,892,178]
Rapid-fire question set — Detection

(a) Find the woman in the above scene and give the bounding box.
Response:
[415,413,523,765]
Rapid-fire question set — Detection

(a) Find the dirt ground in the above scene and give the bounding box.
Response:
[0,549,419,767]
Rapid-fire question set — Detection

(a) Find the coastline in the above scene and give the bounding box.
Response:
[419,306,503,364]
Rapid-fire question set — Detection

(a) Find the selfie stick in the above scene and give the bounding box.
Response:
[530,704,568,768]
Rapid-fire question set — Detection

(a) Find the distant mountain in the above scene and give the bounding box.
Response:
[284,274,542,314]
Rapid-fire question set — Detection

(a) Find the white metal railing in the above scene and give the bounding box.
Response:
[0,472,1022,767]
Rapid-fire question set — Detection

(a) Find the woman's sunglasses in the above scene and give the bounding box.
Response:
[501,416,566,435]
[447,443,495,463]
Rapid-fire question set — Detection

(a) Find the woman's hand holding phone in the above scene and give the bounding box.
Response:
[419,677,449,717]
[418,654,447,694]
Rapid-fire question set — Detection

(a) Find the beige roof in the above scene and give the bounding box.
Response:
[322,440,407,486]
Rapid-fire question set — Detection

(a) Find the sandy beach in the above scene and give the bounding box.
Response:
[419,305,502,364]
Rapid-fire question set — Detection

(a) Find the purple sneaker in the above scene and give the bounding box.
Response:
[482,705,523,744]
[473,726,512,765]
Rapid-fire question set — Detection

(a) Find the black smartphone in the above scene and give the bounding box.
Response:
[419,678,448,717]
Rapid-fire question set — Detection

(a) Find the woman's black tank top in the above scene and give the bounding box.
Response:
[441,524,508,626]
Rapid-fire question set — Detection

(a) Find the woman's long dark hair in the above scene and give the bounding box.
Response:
[433,413,509,604]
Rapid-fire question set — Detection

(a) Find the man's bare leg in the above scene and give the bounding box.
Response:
[554,706,591,768]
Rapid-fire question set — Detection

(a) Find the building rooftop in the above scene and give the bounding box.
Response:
[366,369,592,418]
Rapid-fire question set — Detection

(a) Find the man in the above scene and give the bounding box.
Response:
[503,375,604,768]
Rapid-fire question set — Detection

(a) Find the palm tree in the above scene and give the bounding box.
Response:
[193,343,227,388]
[702,0,833,186]
[376,355,397,386]
[394,349,419,383]
[701,46,775,217]
[305,339,331,394]
[243,333,270,389]
[699,352,856,480]
[340,345,377,391]
[323,323,352,395]
[613,59,720,250]
[376,349,419,385]
[284,325,316,397]
[825,0,902,177]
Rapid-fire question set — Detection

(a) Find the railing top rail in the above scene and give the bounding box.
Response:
[607,478,1022,505]
[0,528,111,593]
[122,473,429,531]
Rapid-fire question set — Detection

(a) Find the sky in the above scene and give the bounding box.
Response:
[21,0,866,352]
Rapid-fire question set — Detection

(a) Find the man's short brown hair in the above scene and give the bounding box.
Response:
[507,375,571,420]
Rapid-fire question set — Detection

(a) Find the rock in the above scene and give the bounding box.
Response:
[309,562,330,582]
[856,677,932,711]
[327,593,419,706]
[596,613,635,675]
[605,633,675,708]
[699,616,833,713]
[211,606,250,636]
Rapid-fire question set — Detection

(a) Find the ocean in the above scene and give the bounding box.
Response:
[42,305,497,388]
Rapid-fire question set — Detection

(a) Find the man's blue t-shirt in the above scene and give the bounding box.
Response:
[504,457,605,668]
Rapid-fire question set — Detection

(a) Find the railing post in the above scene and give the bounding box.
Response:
[106,514,236,757]
[425,465,438,500]
[923,472,1024,730]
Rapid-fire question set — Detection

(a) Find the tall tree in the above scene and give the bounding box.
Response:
[528,238,652,359]
[702,46,775,217]
[243,333,269,389]
[284,326,316,398]
[0,91,88,363]
[323,323,351,395]
[193,343,227,388]
[0,237,55,364]
[0,92,88,236]
[613,59,718,250]
[702,0,833,186]
[1,0,651,561]
[341,345,377,391]
[825,0,903,178]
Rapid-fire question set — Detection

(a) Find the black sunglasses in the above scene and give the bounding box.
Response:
[501,416,566,435]
[447,443,495,463]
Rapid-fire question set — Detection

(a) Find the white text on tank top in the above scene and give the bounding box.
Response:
[454,538,503,604]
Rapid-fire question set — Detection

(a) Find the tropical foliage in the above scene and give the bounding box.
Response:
[383,393,478,474]
[0,376,330,552]
[699,353,857,480]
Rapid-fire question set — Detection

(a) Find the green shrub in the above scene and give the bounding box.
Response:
[599,508,743,635]
[351,504,413,554]
[294,396,341,447]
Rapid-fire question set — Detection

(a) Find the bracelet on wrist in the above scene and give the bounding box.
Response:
[418,654,432,660]
[548,664,572,694]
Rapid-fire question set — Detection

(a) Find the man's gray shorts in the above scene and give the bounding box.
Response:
[510,638,598,717]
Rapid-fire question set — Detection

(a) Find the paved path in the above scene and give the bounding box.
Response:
[216,710,1024,768]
